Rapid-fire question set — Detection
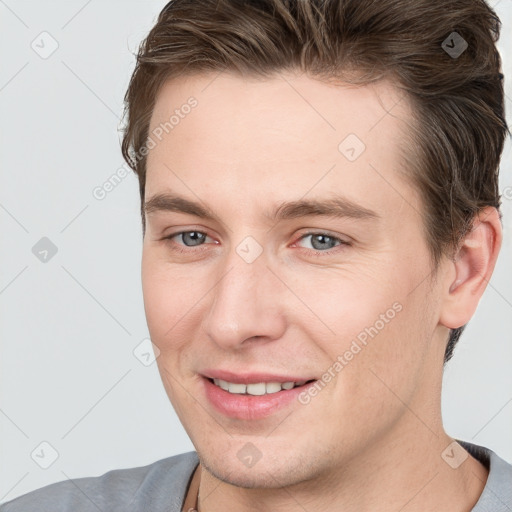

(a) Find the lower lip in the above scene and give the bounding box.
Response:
[202,377,316,420]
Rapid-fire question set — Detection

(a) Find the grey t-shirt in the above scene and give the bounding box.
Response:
[1,440,510,511]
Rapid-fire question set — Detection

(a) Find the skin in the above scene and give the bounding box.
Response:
[141,70,502,512]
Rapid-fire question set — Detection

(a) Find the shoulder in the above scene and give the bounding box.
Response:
[458,440,512,512]
[0,451,199,512]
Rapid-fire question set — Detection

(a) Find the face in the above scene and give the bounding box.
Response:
[141,71,447,489]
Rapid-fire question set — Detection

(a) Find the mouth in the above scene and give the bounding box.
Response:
[201,375,318,420]
[207,377,316,396]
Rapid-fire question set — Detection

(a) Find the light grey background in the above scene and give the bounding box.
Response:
[1,0,511,503]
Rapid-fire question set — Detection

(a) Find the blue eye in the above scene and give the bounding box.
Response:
[295,232,350,254]
[163,230,215,253]
[172,231,208,246]
[162,230,349,256]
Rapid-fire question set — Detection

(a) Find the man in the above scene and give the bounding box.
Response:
[2,0,511,511]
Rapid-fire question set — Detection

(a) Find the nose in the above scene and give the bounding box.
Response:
[201,248,287,350]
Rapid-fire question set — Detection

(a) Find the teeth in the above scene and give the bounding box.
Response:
[265,382,282,394]
[227,382,246,394]
[218,379,230,391]
[212,378,308,395]
[247,383,266,395]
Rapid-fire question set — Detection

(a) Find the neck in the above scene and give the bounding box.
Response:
[196,420,488,512]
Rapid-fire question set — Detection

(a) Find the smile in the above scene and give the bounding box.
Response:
[203,377,318,420]
[211,378,313,395]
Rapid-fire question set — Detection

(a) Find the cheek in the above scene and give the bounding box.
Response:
[286,262,429,392]
[339,280,435,409]
[282,264,400,349]
[141,252,198,347]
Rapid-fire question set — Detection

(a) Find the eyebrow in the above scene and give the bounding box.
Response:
[144,192,380,223]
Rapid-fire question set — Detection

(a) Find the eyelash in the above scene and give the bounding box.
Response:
[161,230,350,256]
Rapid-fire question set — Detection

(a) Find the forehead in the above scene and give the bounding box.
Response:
[145,71,419,219]
[148,70,410,144]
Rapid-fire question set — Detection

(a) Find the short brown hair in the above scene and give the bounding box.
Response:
[121,0,508,363]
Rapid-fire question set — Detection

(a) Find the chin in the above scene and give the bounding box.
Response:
[214,467,279,488]
[198,444,327,490]
[201,457,297,489]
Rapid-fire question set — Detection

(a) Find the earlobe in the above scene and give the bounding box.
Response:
[439,207,502,330]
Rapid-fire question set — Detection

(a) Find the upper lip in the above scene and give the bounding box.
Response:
[201,369,317,384]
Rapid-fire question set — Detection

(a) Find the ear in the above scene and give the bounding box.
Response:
[439,206,502,330]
